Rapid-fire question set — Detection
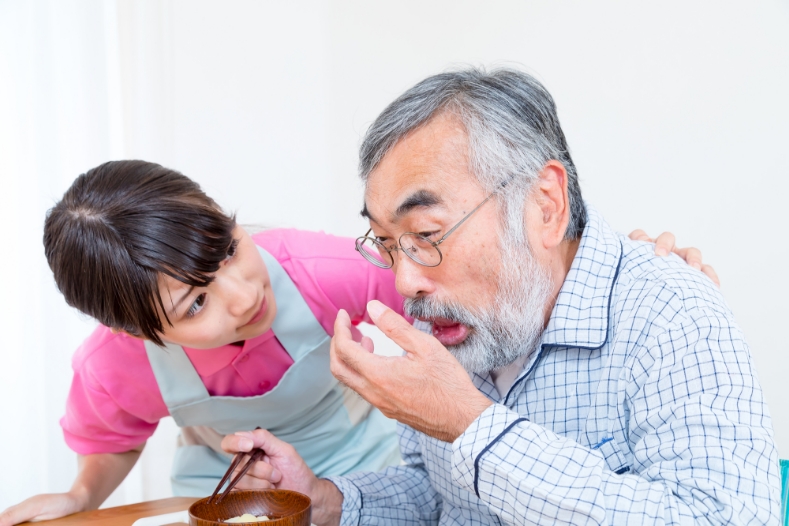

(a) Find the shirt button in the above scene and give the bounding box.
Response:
[239,354,250,363]
[259,381,271,390]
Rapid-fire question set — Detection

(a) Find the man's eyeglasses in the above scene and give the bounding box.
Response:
[355,179,511,269]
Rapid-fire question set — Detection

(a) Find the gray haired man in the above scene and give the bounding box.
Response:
[222,68,779,525]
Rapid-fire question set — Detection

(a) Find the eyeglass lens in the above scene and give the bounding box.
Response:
[399,233,441,266]
[355,237,393,268]
[355,234,442,268]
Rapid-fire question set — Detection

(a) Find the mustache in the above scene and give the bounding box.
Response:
[403,295,480,327]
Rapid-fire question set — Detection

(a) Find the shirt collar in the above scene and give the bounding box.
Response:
[540,205,623,350]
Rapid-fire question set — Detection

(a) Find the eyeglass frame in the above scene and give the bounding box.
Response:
[355,178,512,269]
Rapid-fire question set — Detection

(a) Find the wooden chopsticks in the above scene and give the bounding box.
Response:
[208,448,266,504]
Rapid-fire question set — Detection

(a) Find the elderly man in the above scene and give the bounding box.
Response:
[222,68,778,525]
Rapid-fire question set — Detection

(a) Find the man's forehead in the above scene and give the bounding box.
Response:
[362,121,474,223]
[362,180,449,225]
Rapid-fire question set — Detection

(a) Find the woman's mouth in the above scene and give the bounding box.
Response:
[243,296,268,327]
[428,317,470,346]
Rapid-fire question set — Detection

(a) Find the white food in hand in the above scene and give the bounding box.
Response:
[224,513,270,522]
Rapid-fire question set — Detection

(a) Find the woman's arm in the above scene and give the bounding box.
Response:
[0,446,143,526]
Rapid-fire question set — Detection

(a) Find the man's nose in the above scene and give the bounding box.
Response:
[393,254,436,299]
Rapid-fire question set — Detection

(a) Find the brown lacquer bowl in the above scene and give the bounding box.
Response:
[189,490,311,525]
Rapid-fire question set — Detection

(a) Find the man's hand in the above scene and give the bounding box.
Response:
[330,301,493,443]
[220,430,342,526]
[629,229,720,286]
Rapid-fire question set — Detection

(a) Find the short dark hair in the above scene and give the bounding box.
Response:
[43,160,236,345]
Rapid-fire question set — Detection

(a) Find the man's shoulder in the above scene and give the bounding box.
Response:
[611,234,735,333]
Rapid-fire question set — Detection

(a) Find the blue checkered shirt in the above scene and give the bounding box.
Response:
[327,207,779,525]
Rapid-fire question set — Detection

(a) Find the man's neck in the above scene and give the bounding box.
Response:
[542,237,581,327]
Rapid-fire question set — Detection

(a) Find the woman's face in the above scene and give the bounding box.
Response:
[154,225,277,349]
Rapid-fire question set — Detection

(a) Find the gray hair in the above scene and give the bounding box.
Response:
[359,67,587,240]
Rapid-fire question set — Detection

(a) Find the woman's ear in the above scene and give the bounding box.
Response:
[110,327,143,339]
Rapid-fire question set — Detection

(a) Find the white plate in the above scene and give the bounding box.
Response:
[131,510,189,526]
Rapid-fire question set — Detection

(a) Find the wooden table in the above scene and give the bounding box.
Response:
[28,497,198,525]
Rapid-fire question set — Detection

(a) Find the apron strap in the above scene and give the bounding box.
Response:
[259,247,328,361]
[144,340,210,408]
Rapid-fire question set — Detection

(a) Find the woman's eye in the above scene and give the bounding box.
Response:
[186,293,207,318]
[419,231,439,240]
[226,239,239,259]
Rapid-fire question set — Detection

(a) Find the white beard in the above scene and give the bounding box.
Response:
[404,235,553,375]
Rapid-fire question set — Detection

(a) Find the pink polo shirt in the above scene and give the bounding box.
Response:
[60,229,405,455]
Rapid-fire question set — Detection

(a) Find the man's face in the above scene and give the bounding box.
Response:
[364,113,553,373]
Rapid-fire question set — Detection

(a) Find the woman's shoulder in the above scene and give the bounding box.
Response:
[72,325,149,375]
[250,228,359,263]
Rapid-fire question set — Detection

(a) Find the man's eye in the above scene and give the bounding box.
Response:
[186,293,207,318]
[226,239,239,258]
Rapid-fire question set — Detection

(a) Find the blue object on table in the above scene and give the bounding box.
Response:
[781,459,789,525]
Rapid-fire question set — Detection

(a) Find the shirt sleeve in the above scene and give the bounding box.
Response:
[326,423,443,525]
[60,329,166,455]
[450,312,779,525]
[62,366,159,454]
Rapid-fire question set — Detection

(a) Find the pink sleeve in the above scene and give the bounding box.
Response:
[61,328,167,455]
[254,229,408,337]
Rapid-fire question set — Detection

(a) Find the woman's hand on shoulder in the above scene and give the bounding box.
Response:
[628,230,720,286]
[0,492,87,526]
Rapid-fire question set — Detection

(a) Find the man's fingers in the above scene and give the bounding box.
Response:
[360,335,374,353]
[221,429,290,459]
[232,471,277,490]
[653,231,676,257]
[236,457,282,484]
[333,309,355,342]
[330,335,374,388]
[628,229,653,243]
[367,300,427,353]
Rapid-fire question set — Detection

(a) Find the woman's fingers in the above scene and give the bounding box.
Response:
[628,229,653,243]
[653,231,676,257]
[673,247,703,270]
[0,493,82,526]
[628,229,721,287]
[701,264,721,287]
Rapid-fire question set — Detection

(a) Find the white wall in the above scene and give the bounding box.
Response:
[1,0,787,509]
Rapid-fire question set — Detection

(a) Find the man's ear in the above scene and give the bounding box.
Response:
[531,160,570,249]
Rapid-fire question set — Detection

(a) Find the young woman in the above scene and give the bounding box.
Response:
[0,160,713,525]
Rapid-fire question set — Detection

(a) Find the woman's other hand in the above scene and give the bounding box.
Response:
[629,230,720,286]
[0,492,86,526]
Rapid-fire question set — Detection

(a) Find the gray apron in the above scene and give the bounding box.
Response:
[144,247,400,496]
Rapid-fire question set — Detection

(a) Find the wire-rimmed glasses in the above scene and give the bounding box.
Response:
[355,184,505,269]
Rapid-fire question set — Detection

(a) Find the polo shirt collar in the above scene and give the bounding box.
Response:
[540,205,623,350]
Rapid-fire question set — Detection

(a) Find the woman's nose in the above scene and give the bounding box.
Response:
[393,254,435,299]
[218,271,257,317]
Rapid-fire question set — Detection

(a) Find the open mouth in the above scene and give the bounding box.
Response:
[424,317,470,346]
